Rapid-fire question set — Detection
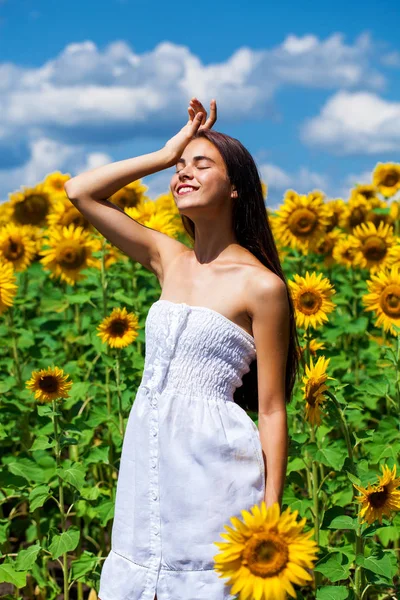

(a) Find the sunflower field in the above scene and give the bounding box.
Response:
[0,163,400,600]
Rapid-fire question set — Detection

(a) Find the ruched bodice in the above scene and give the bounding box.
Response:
[141,300,257,401]
[99,298,264,600]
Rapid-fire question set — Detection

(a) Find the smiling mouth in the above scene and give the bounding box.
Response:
[177,187,199,196]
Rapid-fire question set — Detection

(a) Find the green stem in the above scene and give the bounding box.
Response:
[326,390,356,472]
[114,349,124,436]
[52,399,69,600]
[354,517,365,600]
[7,307,23,389]
[101,238,108,317]
[310,424,321,590]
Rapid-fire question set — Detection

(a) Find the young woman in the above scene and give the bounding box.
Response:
[64,98,300,600]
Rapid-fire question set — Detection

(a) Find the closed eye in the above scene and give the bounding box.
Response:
[176,167,209,173]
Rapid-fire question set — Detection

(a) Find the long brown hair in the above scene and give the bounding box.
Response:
[179,129,301,412]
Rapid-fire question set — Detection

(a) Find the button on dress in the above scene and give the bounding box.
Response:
[98,299,265,600]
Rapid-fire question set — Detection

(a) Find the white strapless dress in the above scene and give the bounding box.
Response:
[98,299,265,600]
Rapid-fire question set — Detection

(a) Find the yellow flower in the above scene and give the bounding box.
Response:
[325,198,346,232]
[26,366,73,403]
[9,183,53,227]
[0,224,37,272]
[332,236,360,269]
[351,221,398,274]
[0,259,18,314]
[288,271,336,330]
[0,200,13,227]
[97,306,139,348]
[353,464,400,525]
[47,196,92,231]
[42,171,72,197]
[302,356,334,426]
[362,264,400,336]
[271,190,331,255]
[390,200,399,221]
[338,194,370,232]
[311,229,343,268]
[261,180,268,200]
[124,198,157,225]
[349,184,379,205]
[110,180,149,209]
[39,224,101,286]
[365,198,394,229]
[372,163,400,198]
[299,338,326,358]
[213,501,318,600]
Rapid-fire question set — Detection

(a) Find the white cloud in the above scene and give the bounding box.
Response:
[0,32,385,163]
[381,51,400,68]
[260,162,329,193]
[301,91,400,154]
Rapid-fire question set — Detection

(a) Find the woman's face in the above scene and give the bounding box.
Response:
[169,138,233,213]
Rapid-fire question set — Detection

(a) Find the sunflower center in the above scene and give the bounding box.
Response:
[14,194,50,225]
[242,530,289,577]
[40,375,59,393]
[382,172,399,188]
[5,237,24,260]
[362,236,387,262]
[299,291,322,314]
[369,486,389,509]
[288,209,318,238]
[350,207,366,228]
[306,381,321,406]
[58,243,87,269]
[380,284,400,318]
[109,319,128,337]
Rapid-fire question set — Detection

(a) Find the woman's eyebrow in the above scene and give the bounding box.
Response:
[176,155,216,165]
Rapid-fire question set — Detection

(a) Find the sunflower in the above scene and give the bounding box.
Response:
[22,225,46,260]
[42,171,72,198]
[349,184,379,205]
[9,183,53,227]
[353,464,400,525]
[350,221,398,274]
[0,201,13,227]
[372,163,400,198]
[25,366,73,403]
[331,236,360,269]
[271,190,331,255]
[365,198,394,228]
[288,271,336,330]
[110,180,149,210]
[302,356,334,426]
[97,306,139,348]
[299,338,326,359]
[39,224,101,286]
[0,224,37,272]
[325,198,346,232]
[338,195,370,232]
[213,500,318,600]
[362,264,400,336]
[390,200,399,221]
[261,180,268,200]
[310,229,343,268]
[47,196,92,231]
[0,259,18,314]
[124,198,157,225]
[143,212,181,237]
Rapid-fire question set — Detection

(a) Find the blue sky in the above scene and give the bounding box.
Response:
[0,0,399,208]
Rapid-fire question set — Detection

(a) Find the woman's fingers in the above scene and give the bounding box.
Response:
[189,98,217,129]
[202,99,217,129]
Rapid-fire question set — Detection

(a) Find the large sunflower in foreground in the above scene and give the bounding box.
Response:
[350,221,399,274]
[9,183,53,227]
[372,163,400,198]
[0,259,18,314]
[353,464,400,525]
[362,264,400,336]
[302,356,334,426]
[0,224,37,272]
[288,271,336,330]
[213,501,318,600]
[39,224,101,285]
[110,180,149,210]
[271,190,331,255]
[26,366,73,403]
[97,306,139,348]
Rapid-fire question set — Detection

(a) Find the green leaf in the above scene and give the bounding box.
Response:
[48,527,80,560]
[345,470,361,487]
[96,498,115,526]
[57,462,86,491]
[29,486,52,511]
[30,436,56,451]
[315,446,347,471]
[15,542,41,571]
[356,549,398,581]
[314,552,350,582]
[0,563,27,587]
[7,458,46,483]
[317,586,349,600]
[69,551,99,581]
[326,515,358,531]
[66,293,96,307]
